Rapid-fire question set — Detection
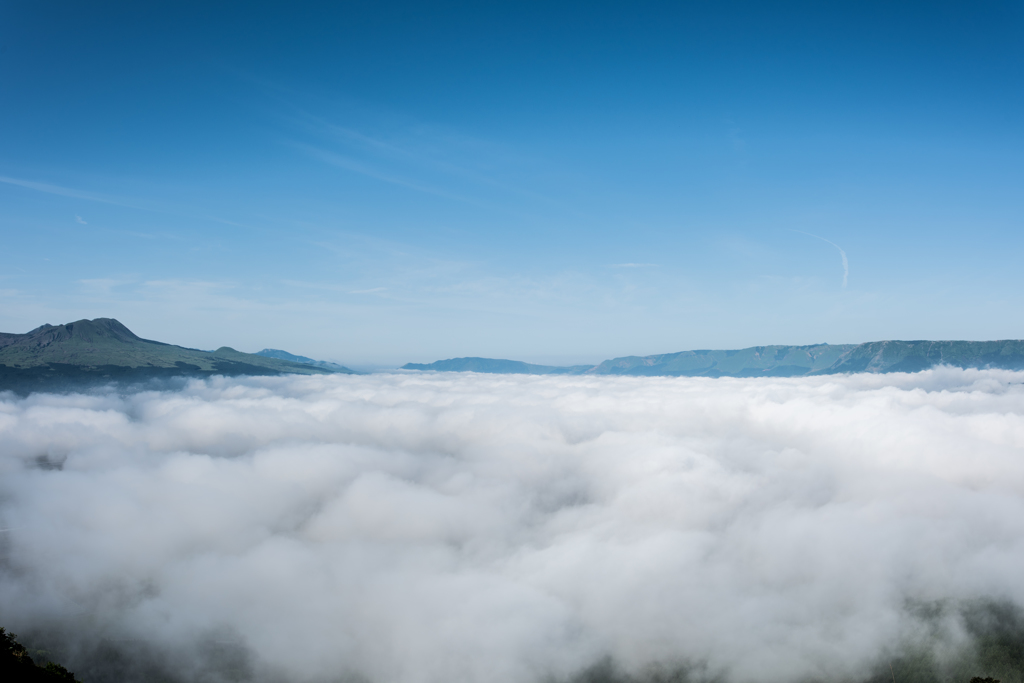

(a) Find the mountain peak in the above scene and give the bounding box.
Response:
[21,317,145,346]
[0,318,356,393]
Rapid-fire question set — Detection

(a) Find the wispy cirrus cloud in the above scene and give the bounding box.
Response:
[284,106,568,214]
[77,278,134,294]
[0,175,259,231]
[293,142,483,206]
[0,175,137,208]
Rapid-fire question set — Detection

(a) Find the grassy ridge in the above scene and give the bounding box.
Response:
[0,318,354,393]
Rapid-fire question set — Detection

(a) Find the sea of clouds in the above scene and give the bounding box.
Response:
[2,369,1024,683]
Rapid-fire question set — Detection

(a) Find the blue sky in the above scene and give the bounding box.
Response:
[1,2,1022,367]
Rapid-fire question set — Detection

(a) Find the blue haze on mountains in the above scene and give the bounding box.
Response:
[1,2,1022,365]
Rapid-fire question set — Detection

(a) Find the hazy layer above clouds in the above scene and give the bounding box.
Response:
[2,370,1024,683]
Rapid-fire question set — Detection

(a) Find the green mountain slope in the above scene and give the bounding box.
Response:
[0,318,354,393]
[402,357,593,374]
[405,340,1024,378]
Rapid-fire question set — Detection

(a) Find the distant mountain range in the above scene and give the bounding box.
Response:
[0,318,354,393]
[403,357,594,375]
[5,318,1024,394]
[404,339,1024,377]
[255,348,354,373]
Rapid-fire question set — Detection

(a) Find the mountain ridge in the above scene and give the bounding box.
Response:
[402,357,594,375]
[0,318,355,394]
[255,348,353,373]
[404,339,1024,377]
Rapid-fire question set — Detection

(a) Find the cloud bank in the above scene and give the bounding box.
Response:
[2,370,1024,683]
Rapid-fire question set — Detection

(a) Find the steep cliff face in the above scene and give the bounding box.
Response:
[823,340,1024,375]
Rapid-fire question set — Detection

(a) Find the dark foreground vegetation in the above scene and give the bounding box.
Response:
[568,600,1024,683]
[3,599,1022,683]
[1,628,80,682]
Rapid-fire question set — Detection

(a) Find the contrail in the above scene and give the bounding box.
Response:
[791,230,848,288]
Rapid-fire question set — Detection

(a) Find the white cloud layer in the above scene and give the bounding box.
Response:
[2,369,1024,683]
